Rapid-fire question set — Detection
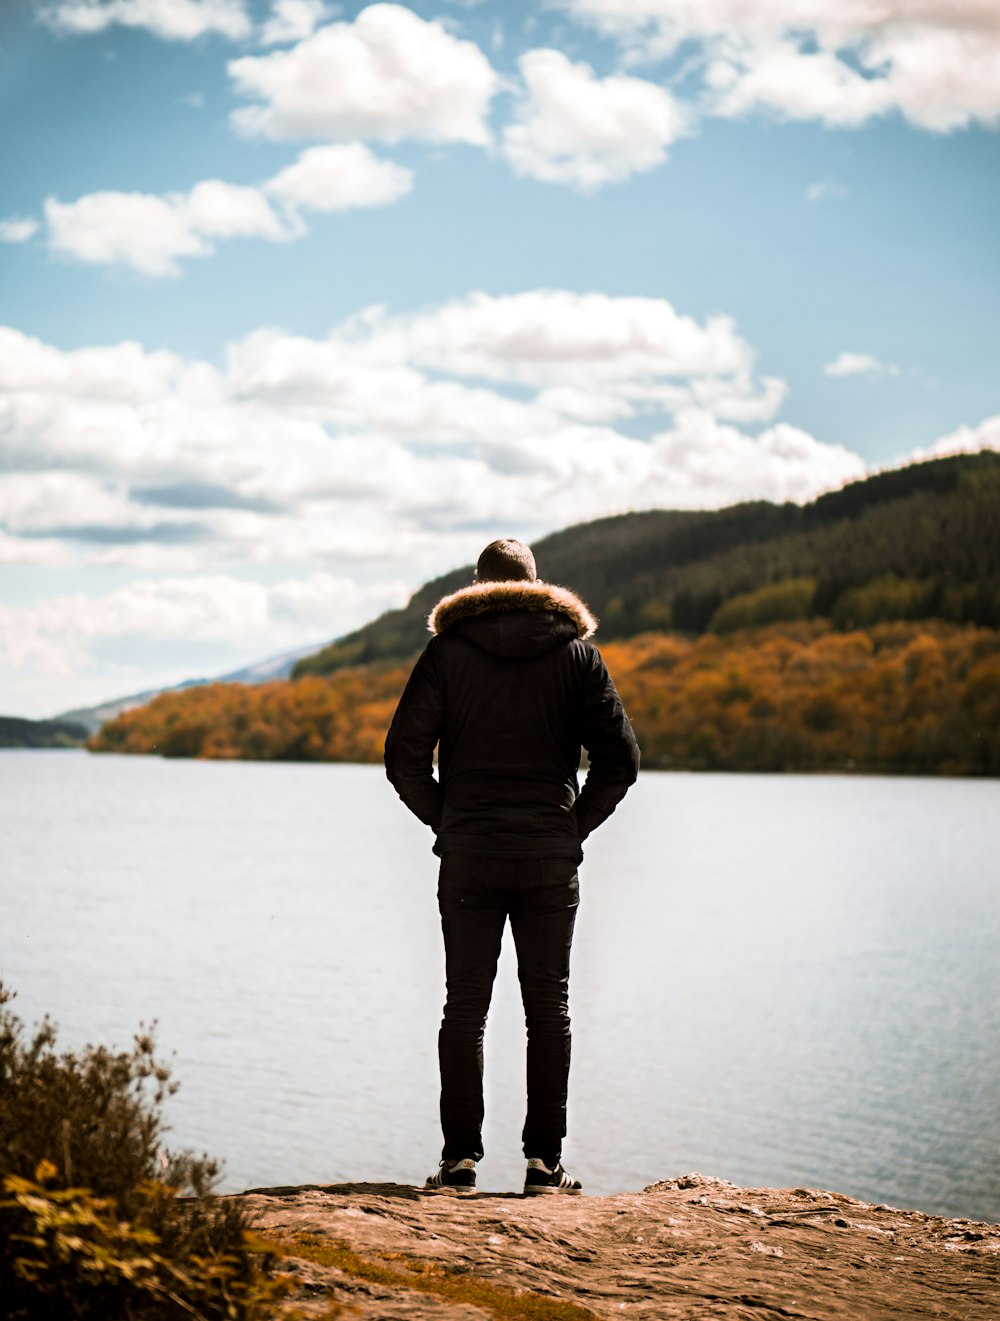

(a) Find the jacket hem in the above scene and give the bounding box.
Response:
[435,833,583,863]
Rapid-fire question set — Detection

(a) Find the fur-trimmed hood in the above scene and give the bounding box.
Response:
[430,580,597,637]
[428,580,597,660]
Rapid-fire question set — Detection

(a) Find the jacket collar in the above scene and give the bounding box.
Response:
[428,580,597,639]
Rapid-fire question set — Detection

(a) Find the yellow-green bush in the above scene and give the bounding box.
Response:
[709,578,816,633]
[0,984,284,1320]
[831,574,933,628]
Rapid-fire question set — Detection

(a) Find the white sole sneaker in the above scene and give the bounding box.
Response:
[423,1158,477,1195]
[523,1160,582,1195]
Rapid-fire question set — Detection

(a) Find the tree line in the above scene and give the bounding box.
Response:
[90,620,1000,776]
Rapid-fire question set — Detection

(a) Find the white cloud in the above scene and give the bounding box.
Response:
[333,289,753,386]
[648,409,866,508]
[41,146,410,275]
[183,179,291,239]
[0,572,405,678]
[502,49,688,189]
[8,296,994,623]
[0,326,210,403]
[558,0,1000,131]
[0,529,71,566]
[916,412,1000,460]
[45,191,225,277]
[691,373,788,423]
[824,351,898,378]
[265,143,413,212]
[228,3,499,144]
[0,295,794,526]
[533,386,634,423]
[0,218,39,243]
[0,472,156,536]
[260,0,330,45]
[707,38,895,127]
[0,292,840,580]
[862,23,1000,132]
[43,0,251,41]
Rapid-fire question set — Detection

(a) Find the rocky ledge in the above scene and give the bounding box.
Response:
[242,1173,999,1320]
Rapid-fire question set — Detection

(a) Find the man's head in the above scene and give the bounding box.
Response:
[475,538,537,583]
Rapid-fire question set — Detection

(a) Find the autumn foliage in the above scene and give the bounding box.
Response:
[89,662,406,764]
[602,621,1000,775]
[89,621,1000,776]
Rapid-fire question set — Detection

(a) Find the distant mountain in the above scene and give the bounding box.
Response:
[56,641,324,734]
[293,451,1000,677]
[0,715,90,749]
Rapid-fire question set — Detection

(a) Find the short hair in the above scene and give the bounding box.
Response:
[476,538,537,583]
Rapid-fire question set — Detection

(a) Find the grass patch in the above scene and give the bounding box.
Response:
[285,1233,600,1321]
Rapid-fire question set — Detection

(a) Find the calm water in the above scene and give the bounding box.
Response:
[2,751,998,1222]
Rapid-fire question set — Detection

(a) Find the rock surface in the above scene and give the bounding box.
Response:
[241,1173,999,1320]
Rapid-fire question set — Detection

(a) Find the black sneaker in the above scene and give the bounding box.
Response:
[424,1157,477,1195]
[523,1158,582,1195]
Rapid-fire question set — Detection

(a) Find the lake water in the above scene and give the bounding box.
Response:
[2,751,998,1223]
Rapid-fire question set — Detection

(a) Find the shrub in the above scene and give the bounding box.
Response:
[0,984,285,1320]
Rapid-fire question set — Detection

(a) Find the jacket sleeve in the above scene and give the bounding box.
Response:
[384,644,445,831]
[575,647,640,841]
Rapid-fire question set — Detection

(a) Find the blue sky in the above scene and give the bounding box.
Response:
[2,0,998,716]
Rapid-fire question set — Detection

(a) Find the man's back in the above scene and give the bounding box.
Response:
[384,577,639,859]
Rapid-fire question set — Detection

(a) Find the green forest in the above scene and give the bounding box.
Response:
[1,716,88,749]
[89,453,1000,776]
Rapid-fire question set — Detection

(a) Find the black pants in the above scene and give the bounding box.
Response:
[437,852,580,1168]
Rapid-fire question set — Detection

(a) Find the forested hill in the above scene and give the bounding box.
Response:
[0,715,88,748]
[294,451,1000,677]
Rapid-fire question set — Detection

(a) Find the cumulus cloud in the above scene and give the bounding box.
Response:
[43,0,251,41]
[41,146,411,275]
[649,410,865,508]
[264,143,413,212]
[0,291,847,583]
[0,472,173,539]
[330,289,753,386]
[0,218,39,243]
[558,0,1000,131]
[44,186,285,277]
[228,3,500,144]
[707,38,895,127]
[0,326,210,403]
[824,351,899,378]
[260,0,329,45]
[502,49,688,189]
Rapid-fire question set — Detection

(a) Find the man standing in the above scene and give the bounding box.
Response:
[384,538,639,1196]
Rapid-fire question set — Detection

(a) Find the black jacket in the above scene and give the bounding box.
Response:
[384,580,640,860]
